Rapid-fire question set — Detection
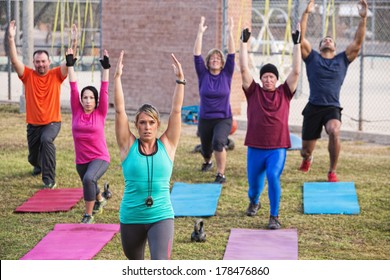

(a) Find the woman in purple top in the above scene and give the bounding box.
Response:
[239,25,301,229]
[193,16,235,184]
[66,48,111,224]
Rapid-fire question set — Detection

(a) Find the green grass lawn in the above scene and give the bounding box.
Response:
[0,103,389,260]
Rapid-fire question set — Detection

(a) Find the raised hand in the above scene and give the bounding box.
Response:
[292,23,301,45]
[8,20,16,39]
[65,48,77,66]
[115,50,124,78]
[198,16,207,34]
[100,49,111,69]
[227,17,234,33]
[241,28,251,43]
[357,0,368,18]
[71,24,78,41]
[305,0,315,14]
[171,53,184,80]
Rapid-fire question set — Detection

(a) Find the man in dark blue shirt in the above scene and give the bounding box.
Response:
[298,0,368,182]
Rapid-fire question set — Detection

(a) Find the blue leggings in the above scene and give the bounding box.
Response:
[247,147,287,217]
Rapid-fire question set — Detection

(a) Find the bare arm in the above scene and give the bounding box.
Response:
[160,54,185,161]
[286,24,302,94]
[194,16,207,56]
[113,51,135,161]
[300,0,314,59]
[7,20,24,76]
[239,28,254,90]
[227,17,235,54]
[345,0,368,62]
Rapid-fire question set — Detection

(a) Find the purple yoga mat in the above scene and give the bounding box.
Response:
[15,188,83,212]
[20,224,120,260]
[223,228,298,260]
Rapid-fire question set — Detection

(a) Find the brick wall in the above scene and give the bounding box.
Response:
[102,0,251,117]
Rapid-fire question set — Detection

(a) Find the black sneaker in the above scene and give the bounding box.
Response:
[246,202,260,216]
[32,166,41,176]
[214,173,226,184]
[201,161,213,172]
[81,214,94,224]
[92,197,107,215]
[268,216,281,230]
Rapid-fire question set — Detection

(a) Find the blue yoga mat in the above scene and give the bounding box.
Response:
[303,182,360,214]
[288,133,302,150]
[170,182,222,217]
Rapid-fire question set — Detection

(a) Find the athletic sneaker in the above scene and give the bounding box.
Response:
[299,156,313,172]
[81,214,94,224]
[201,161,213,172]
[92,197,107,215]
[268,216,281,230]
[214,173,226,184]
[32,166,41,176]
[328,171,339,182]
[246,202,260,216]
[43,182,56,189]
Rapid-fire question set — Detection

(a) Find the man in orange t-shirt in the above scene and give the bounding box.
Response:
[8,20,77,189]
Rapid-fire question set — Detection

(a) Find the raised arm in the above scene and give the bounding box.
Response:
[99,49,110,82]
[345,0,368,62]
[7,20,24,76]
[114,51,135,161]
[194,16,207,56]
[226,17,235,54]
[286,24,302,94]
[300,0,314,59]
[160,54,185,160]
[60,24,78,77]
[239,28,254,90]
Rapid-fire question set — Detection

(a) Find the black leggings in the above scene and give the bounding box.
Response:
[198,117,232,159]
[120,219,174,260]
[76,159,109,201]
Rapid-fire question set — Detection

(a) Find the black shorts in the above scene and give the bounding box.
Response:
[301,103,342,140]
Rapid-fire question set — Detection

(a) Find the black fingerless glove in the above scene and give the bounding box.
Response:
[292,30,301,45]
[66,54,77,67]
[99,55,111,69]
[241,28,251,43]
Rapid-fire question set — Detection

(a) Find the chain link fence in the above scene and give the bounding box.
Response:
[226,0,390,135]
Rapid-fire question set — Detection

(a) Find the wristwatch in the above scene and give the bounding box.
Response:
[176,79,186,85]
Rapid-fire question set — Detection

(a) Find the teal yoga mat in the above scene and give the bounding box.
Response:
[170,182,222,217]
[303,182,360,214]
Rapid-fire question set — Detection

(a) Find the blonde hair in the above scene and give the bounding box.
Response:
[135,103,161,126]
[205,48,225,70]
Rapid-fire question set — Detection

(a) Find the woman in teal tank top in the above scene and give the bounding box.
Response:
[113,51,185,260]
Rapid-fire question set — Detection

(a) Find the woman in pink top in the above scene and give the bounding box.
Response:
[66,48,111,224]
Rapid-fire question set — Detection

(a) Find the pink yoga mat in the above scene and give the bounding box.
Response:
[223,228,298,260]
[15,188,83,212]
[20,224,120,260]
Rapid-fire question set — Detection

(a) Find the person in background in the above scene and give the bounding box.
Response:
[114,50,185,259]
[193,16,235,184]
[65,48,111,224]
[7,20,77,189]
[239,23,302,229]
[298,0,368,182]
